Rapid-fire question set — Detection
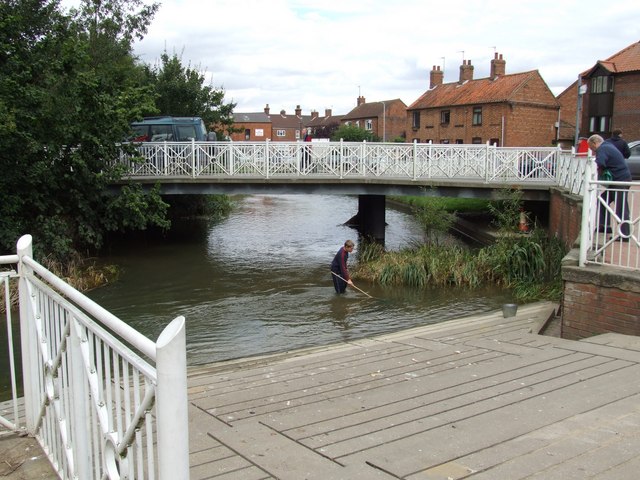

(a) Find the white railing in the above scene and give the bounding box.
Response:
[579,162,640,270]
[119,140,573,185]
[1,235,189,480]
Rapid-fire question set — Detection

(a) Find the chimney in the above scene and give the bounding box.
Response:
[490,52,506,79]
[264,104,270,115]
[430,65,444,88]
[357,96,366,106]
[311,110,319,120]
[459,59,474,83]
[325,108,332,118]
[280,109,286,116]
[295,104,302,117]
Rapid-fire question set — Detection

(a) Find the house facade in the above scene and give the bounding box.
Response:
[406,54,559,147]
[306,109,344,139]
[231,104,314,142]
[578,41,640,142]
[341,97,407,141]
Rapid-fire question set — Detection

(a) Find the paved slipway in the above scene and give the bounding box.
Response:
[3,301,640,479]
[187,301,640,479]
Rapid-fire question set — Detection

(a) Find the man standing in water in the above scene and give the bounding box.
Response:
[331,240,355,293]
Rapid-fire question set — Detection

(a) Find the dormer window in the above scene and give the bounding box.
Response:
[591,75,614,94]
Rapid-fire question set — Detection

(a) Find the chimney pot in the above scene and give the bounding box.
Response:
[490,52,506,79]
[430,64,444,89]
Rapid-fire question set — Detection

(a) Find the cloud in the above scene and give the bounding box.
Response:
[66,0,640,116]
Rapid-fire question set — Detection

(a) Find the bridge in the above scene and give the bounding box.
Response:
[116,140,582,241]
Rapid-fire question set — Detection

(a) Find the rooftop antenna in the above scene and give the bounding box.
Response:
[458,50,465,61]
[440,56,445,71]
[490,46,497,55]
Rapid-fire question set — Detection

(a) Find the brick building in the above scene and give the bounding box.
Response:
[567,40,640,143]
[341,97,407,141]
[306,109,344,139]
[230,111,272,141]
[406,53,559,147]
[231,104,314,142]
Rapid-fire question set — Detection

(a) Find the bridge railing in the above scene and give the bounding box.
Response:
[118,140,570,184]
[1,235,189,480]
[579,162,640,270]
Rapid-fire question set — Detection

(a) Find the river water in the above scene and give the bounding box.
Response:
[85,194,513,365]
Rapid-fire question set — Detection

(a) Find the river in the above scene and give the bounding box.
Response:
[85,194,513,365]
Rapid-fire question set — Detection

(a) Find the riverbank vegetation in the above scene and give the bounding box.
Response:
[354,189,566,302]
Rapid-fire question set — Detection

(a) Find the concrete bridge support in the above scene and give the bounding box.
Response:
[345,195,386,244]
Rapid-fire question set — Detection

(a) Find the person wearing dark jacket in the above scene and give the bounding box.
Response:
[588,134,632,238]
[330,240,354,293]
[605,129,631,159]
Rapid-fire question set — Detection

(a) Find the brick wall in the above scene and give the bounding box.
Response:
[555,188,640,341]
[562,261,640,340]
[613,73,640,139]
[548,187,582,249]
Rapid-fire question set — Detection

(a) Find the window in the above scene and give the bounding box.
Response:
[295,129,300,139]
[244,129,250,140]
[440,110,450,124]
[472,137,482,144]
[490,138,500,146]
[472,107,482,126]
[276,129,286,137]
[440,139,450,144]
[412,111,420,129]
[589,116,611,133]
[455,139,464,144]
[591,76,614,94]
[365,119,373,131]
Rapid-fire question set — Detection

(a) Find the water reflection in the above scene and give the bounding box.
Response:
[88,194,512,365]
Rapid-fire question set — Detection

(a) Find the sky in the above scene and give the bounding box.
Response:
[63,0,639,116]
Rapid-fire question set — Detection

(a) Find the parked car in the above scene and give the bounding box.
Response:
[627,140,640,180]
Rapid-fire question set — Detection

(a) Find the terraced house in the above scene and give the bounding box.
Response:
[406,53,560,147]
[557,40,640,144]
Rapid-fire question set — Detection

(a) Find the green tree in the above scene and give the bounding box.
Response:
[331,124,380,142]
[144,52,236,138]
[0,0,168,258]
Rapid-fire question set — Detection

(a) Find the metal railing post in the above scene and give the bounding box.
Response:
[412,140,418,180]
[579,160,593,267]
[155,316,189,480]
[265,139,270,179]
[192,139,196,178]
[340,138,344,179]
[16,234,37,433]
[70,317,91,479]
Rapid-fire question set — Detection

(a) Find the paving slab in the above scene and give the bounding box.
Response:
[187,301,640,479]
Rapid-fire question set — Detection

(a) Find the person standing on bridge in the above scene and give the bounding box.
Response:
[588,134,632,239]
[605,129,631,159]
[331,240,355,293]
[301,128,312,170]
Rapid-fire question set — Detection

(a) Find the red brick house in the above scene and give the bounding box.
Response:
[341,97,407,141]
[230,111,272,141]
[569,40,640,143]
[231,104,316,142]
[406,53,559,147]
[306,109,344,139]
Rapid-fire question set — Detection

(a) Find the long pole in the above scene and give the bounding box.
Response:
[331,271,373,298]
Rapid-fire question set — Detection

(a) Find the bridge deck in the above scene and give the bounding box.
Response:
[4,302,640,479]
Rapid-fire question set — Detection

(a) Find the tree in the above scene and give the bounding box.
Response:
[144,52,236,138]
[312,121,341,140]
[331,124,380,142]
[0,0,168,258]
